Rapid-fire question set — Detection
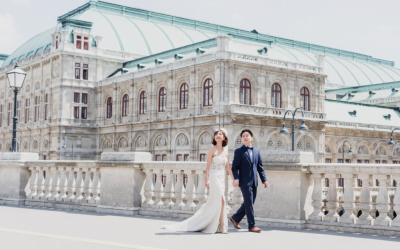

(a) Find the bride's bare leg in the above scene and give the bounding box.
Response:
[219,196,225,229]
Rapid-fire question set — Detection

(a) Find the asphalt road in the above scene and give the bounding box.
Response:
[0,205,399,250]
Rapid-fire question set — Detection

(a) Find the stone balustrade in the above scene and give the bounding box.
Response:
[1,154,400,236]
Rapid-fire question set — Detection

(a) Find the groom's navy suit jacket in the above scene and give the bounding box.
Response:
[232,145,267,187]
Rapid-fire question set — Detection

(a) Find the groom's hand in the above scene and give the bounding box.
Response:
[263,182,269,188]
[232,181,239,187]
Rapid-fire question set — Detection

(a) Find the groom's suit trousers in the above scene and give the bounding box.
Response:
[232,182,257,229]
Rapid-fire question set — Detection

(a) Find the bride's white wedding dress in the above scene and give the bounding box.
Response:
[161,155,228,234]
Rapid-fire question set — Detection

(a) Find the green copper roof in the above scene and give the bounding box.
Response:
[2,0,400,88]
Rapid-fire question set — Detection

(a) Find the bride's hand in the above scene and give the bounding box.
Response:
[205,180,210,189]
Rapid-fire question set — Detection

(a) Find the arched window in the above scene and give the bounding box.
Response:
[240,79,251,105]
[106,97,112,118]
[122,94,128,117]
[300,87,310,111]
[159,87,166,112]
[203,79,213,106]
[180,83,188,109]
[271,83,281,108]
[139,91,147,114]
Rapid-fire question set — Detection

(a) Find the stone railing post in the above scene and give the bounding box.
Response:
[152,169,164,208]
[162,169,174,209]
[309,173,325,221]
[66,167,76,201]
[357,174,374,225]
[375,175,392,226]
[74,168,84,202]
[57,167,68,201]
[183,170,196,211]
[90,168,101,204]
[44,167,53,200]
[196,170,207,211]
[27,167,38,199]
[83,169,92,202]
[142,168,154,207]
[36,167,45,200]
[173,170,185,210]
[325,173,340,222]
[341,174,357,224]
[49,167,60,200]
[392,174,400,227]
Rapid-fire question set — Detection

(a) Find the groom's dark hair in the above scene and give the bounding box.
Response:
[240,129,253,137]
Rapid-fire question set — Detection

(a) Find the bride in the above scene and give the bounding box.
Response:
[161,128,235,234]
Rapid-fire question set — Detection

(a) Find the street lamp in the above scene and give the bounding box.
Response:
[62,136,74,160]
[279,107,308,151]
[342,140,353,163]
[388,128,400,146]
[6,63,26,152]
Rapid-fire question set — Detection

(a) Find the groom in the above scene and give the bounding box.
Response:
[230,129,268,233]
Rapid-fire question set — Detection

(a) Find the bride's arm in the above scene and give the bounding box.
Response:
[205,148,213,188]
[225,154,235,181]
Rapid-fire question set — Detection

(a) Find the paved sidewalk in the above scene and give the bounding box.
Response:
[0,204,399,250]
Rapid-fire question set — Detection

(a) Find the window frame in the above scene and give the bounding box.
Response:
[162,154,167,161]
[75,63,81,79]
[300,87,310,111]
[271,83,282,108]
[74,92,80,103]
[82,93,87,104]
[180,83,188,110]
[139,91,147,115]
[106,97,112,119]
[34,96,40,122]
[83,37,89,50]
[176,154,182,161]
[203,79,213,107]
[184,154,189,161]
[82,64,88,80]
[240,78,251,105]
[159,87,166,112]
[81,107,87,119]
[74,106,80,119]
[200,154,206,162]
[76,36,82,49]
[122,94,129,117]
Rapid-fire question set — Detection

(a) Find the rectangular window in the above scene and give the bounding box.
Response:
[0,105,2,127]
[357,179,362,187]
[357,160,362,164]
[375,160,380,164]
[34,96,40,122]
[74,93,80,103]
[364,160,369,164]
[82,93,87,104]
[162,154,167,161]
[56,36,58,49]
[81,107,87,119]
[45,94,48,102]
[325,178,329,187]
[25,98,29,123]
[345,159,351,163]
[8,103,12,126]
[338,159,343,163]
[338,178,344,187]
[200,154,206,162]
[76,36,82,49]
[325,158,331,163]
[75,68,80,79]
[376,179,380,186]
[45,105,48,120]
[393,161,398,164]
[84,37,89,50]
[155,155,161,161]
[382,160,387,164]
[74,107,79,119]
[83,64,88,80]
[184,154,189,161]
[176,154,182,161]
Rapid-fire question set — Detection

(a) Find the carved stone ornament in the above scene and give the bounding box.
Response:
[120,139,127,148]
[357,145,369,154]
[393,147,400,156]
[106,140,111,149]
[53,63,60,78]
[137,137,146,147]
[325,144,331,153]
[177,135,187,146]
[33,141,38,149]
[235,137,243,146]
[376,146,387,156]
[25,85,30,93]
[43,140,48,149]
[158,137,166,146]
[202,134,211,144]
[0,92,4,99]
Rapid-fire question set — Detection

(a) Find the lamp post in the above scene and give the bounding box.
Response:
[62,136,74,160]
[388,128,400,147]
[6,64,26,152]
[341,140,353,163]
[279,108,308,151]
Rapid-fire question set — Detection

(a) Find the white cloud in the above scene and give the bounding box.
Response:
[0,14,23,54]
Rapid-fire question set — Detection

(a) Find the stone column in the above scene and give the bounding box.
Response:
[357,174,374,225]
[173,170,185,210]
[49,167,60,200]
[152,169,164,208]
[183,170,196,211]
[56,167,67,201]
[162,169,174,209]
[142,168,154,207]
[341,174,357,224]
[375,174,392,226]
[309,173,325,221]
[325,173,340,222]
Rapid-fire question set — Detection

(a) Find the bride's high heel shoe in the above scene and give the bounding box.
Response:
[218,224,229,234]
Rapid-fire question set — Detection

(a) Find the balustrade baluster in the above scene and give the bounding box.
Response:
[162,169,174,209]
[57,167,68,201]
[357,174,374,225]
[183,170,196,211]
[27,167,38,199]
[142,169,154,207]
[230,186,243,215]
[172,170,185,210]
[43,167,53,199]
[152,169,164,208]
[375,175,392,226]
[341,174,357,224]
[392,174,400,227]
[325,174,340,222]
[66,168,76,201]
[196,170,207,211]
[83,169,92,202]
[74,168,84,202]
[89,168,100,204]
[309,174,325,221]
[36,167,45,200]
[49,167,60,200]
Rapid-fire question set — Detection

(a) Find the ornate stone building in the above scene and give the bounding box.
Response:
[1,0,400,163]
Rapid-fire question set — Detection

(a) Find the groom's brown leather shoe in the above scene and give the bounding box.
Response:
[249,227,262,233]
[230,217,241,229]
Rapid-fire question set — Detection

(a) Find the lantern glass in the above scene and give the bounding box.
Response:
[6,65,26,91]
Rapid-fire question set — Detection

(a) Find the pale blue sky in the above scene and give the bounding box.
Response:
[1,0,399,67]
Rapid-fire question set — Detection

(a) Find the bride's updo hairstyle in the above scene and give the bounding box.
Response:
[212,129,228,147]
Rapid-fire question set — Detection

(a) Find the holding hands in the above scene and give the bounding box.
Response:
[232,180,239,187]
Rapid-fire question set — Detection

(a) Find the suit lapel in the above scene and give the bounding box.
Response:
[242,145,253,164]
